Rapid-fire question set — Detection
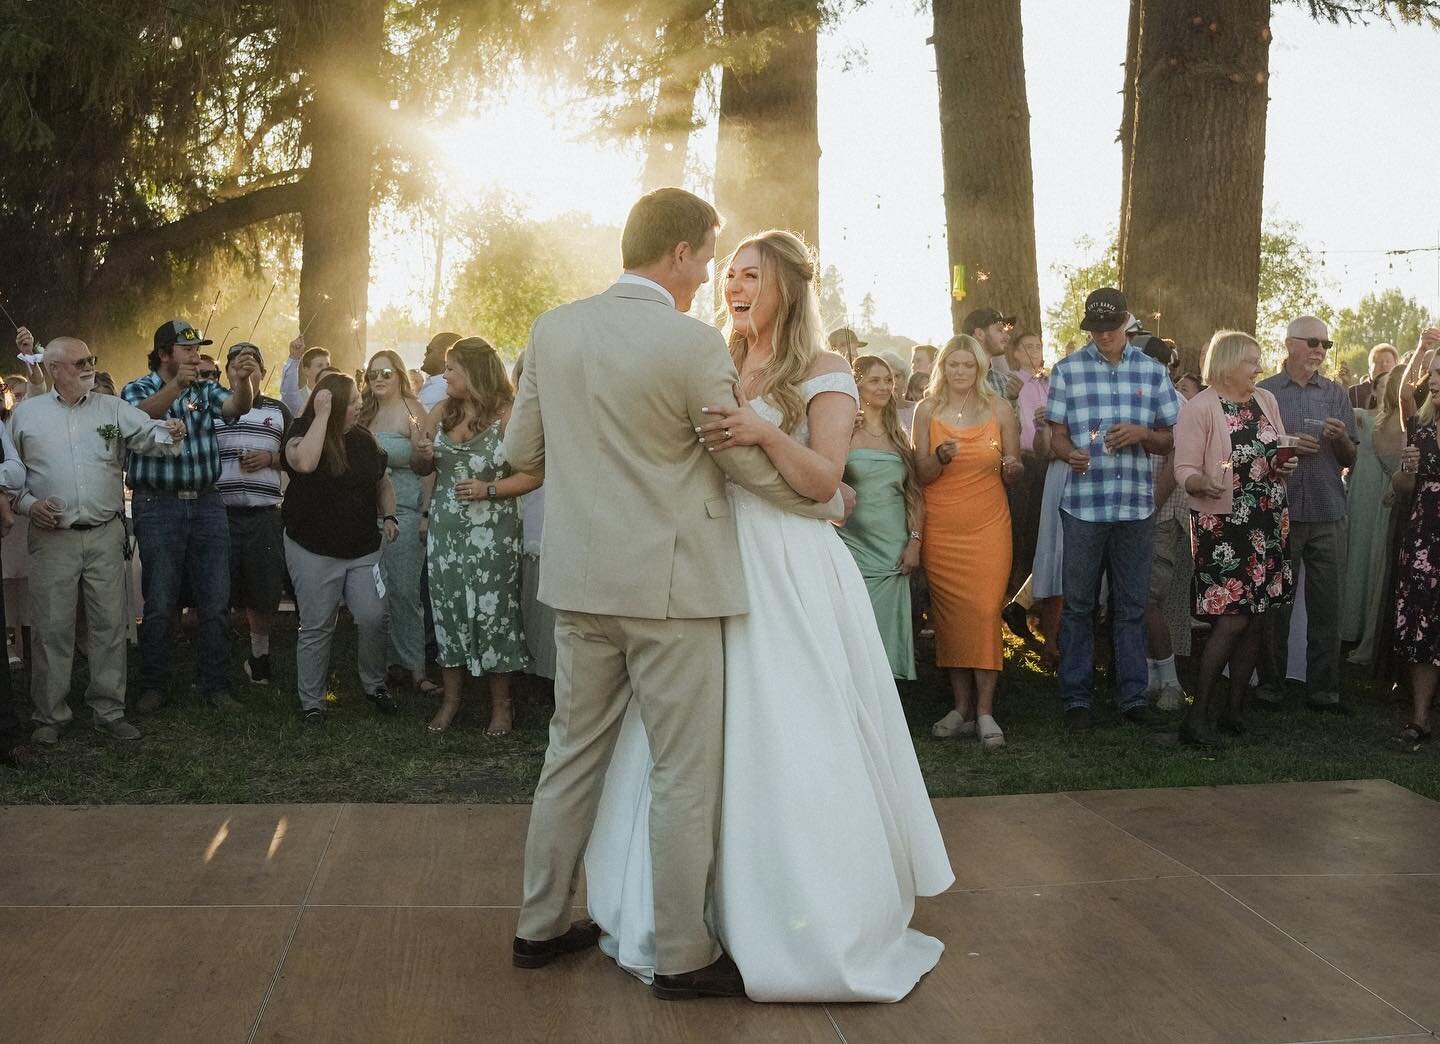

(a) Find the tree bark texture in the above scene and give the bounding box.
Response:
[296,0,386,372]
[641,4,712,192]
[1117,0,1142,279]
[931,0,1041,335]
[714,0,821,265]
[1119,0,1271,372]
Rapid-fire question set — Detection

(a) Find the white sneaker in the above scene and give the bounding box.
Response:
[931,710,976,738]
[1155,684,1187,712]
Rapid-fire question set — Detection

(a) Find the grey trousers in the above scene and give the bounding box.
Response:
[29,518,128,725]
[1267,518,1347,699]
[283,536,387,711]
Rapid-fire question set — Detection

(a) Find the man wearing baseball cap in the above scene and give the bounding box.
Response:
[1044,288,1181,734]
[962,307,1020,400]
[123,319,258,712]
[827,327,867,365]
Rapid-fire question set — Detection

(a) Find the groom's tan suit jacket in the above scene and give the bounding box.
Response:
[504,280,842,619]
[506,279,841,974]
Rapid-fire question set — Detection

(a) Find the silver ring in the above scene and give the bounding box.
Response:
[724,428,732,439]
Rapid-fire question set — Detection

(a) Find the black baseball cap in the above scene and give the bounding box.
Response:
[153,319,213,351]
[226,340,264,364]
[1079,288,1129,332]
[961,307,1015,333]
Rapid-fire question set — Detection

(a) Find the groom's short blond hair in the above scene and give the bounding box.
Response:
[622,188,721,269]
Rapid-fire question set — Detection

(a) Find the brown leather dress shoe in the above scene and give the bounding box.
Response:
[652,953,746,1001]
[512,918,601,969]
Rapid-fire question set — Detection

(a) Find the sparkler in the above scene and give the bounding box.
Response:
[250,277,278,340]
[202,288,221,338]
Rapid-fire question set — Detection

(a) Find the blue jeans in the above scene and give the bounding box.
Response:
[133,489,231,695]
[1059,511,1154,711]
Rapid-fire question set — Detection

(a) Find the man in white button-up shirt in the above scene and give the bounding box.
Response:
[8,337,186,745]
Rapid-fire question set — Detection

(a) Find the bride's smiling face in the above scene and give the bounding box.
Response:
[725,245,779,339]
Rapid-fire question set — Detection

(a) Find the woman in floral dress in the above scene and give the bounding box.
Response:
[412,337,539,736]
[1390,341,1440,750]
[1173,332,1297,749]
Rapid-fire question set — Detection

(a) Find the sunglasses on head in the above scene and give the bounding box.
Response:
[366,367,396,381]
[1291,336,1333,350]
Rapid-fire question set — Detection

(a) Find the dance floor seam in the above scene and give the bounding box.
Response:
[2,779,1437,1043]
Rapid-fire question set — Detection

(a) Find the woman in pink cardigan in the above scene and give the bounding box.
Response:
[1173,331,1299,749]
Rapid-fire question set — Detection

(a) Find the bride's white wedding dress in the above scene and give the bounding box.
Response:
[585,372,955,1003]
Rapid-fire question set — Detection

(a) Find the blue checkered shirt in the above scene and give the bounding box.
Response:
[1256,368,1357,523]
[121,371,232,491]
[1046,341,1181,522]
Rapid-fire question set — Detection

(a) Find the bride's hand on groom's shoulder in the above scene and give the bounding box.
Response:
[696,383,773,453]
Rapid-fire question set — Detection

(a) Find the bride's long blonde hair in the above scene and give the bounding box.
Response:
[721,229,823,434]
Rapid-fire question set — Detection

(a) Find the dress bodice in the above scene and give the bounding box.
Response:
[373,431,422,512]
[748,372,860,449]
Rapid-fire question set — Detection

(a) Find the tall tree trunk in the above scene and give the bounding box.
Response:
[931,0,1041,335]
[1120,0,1271,372]
[1117,0,1142,281]
[641,4,712,192]
[296,0,385,373]
[714,0,821,266]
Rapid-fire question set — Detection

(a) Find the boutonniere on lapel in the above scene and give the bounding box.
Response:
[97,423,121,449]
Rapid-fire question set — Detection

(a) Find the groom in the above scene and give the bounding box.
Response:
[505,188,844,999]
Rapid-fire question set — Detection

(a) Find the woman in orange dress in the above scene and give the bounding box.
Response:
[912,335,1022,749]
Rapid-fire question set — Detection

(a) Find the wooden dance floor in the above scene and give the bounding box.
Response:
[2,779,1438,1043]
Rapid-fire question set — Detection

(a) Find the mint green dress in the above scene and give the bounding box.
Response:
[838,449,916,680]
[374,432,426,673]
[426,423,529,675]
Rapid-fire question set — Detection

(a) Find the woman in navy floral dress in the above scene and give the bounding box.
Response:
[1391,346,1440,750]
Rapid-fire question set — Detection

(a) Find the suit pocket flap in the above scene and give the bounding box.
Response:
[704,497,731,519]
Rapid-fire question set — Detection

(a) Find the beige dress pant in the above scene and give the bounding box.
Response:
[28,518,129,726]
[517,610,724,976]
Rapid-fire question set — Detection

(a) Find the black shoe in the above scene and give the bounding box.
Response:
[243,654,273,685]
[1001,602,1041,650]
[366,685,398,716]
[1122,705,1168,730]
[301,707,325,728]
[512,919,601,969]
[652,953,746,1001]
[1063,706,1093,733]
[1179,721,1225,750]
[1216,716,1247,737]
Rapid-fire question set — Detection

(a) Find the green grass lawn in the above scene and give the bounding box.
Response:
[1,617,1433,805]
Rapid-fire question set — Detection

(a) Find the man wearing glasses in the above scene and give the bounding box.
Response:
[214,343,292,687]
[9,337,186,744]
[1258,315,1358,712]
[123,319,258,713]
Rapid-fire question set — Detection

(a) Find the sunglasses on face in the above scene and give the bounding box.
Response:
[1290,336,1334,350]
[68,355,99,368]
[197,369,221,381]
[366,367,396,381]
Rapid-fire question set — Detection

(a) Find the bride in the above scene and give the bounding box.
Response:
[585,229,954,1002]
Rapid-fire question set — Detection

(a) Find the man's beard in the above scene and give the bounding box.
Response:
[76,374,96,395]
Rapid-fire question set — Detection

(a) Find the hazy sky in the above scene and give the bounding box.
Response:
[375,0,1440,349]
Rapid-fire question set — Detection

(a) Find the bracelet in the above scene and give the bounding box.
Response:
[421,510,429,518]
[382,514,398,525]
[909,530,922,543]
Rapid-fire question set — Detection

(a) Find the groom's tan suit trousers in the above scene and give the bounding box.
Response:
[505,281,843,975]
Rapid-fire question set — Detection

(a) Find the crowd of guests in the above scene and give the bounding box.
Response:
[832,291,1440,754]
[0,320,554,767]
[0,275,1437,770]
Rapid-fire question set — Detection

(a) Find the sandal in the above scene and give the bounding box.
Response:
[486,695,514,738]
[977,714,1005,751]
[931,710,975,739]
[1395,723,1431,752]
[427,694,462,734]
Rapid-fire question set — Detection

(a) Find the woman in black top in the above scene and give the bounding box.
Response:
[283,371,399,725]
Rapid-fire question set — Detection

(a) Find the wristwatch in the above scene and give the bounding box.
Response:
[909,530,922,544]
[486,483,498,500]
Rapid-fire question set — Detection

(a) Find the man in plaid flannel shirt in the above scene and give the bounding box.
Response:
[1045,288,1182,733]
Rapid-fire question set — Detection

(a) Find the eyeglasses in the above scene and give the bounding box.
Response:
[67,355,99,368]
[1289,336,1334,350]
[366,367,396,381]
[197,370,221,381]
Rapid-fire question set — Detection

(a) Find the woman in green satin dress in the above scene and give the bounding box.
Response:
[839,355,923,680]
